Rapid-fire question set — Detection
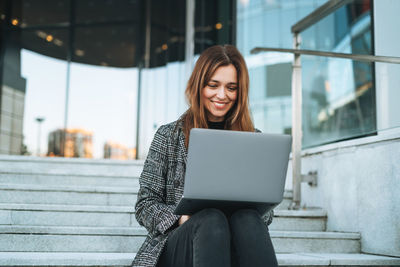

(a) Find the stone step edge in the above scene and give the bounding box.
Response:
[0,252,399,266]
[0,183,139,194]
[0,225,147,236]
[0,184,297,201]
[0,203,326,218]
[274,209,327,217]
[0,171,140,179]
[0,203,135,213]
[0,225,360,240]
[0,155,145,166]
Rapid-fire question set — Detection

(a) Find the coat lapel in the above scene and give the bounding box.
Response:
[178,131,188,164]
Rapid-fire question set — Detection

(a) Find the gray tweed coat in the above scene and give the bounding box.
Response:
[131,119,274,267]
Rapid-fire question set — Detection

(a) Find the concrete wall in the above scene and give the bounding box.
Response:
[300,132,400,257]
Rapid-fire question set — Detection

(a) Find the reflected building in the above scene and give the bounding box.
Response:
[0,26,26,155]
[48,128,93,158]
[104,141,136,160]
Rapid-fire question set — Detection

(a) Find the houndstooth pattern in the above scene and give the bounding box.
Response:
[131,120,274,267]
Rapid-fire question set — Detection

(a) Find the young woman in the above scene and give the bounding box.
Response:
[131,45,278,267]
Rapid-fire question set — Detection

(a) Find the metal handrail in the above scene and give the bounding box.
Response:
[251,47,400,64]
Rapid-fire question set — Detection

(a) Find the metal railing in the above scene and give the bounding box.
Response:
[250,0,400,209]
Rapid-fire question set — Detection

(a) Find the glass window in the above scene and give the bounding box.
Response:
[194,0,234,53]
[237,0,328,135]
[1,1,69,156]
[0,0,235,159]
[14,0,70,27]
[237,0,376,148]
[300,0,375,147]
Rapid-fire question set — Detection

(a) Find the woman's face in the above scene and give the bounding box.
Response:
[202,64,238,122]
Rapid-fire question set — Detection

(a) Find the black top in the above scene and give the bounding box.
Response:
[207,120,225,130]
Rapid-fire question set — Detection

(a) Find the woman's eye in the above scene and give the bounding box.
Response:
[228,87,237,91]
[208,84,217,88]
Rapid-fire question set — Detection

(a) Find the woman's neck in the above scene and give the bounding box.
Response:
[207,120,225,130]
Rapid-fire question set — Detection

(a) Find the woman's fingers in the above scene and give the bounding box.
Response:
[179,215,191,225]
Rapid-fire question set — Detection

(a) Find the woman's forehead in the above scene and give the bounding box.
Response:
[209,64,237,83]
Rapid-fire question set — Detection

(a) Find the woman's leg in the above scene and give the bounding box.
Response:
[158,208,231,267]
[229,209,278,267]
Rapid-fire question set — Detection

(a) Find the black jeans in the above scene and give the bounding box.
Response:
[157,208,278,267]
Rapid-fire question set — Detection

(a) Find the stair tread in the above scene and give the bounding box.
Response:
[0,225,359,239]
[270,231,360,239]
[0,204,322,214]
[0,203,135,212]
[0,183,139,194]
[274,209,327,217]
[0,225,147,235]
[0,155,145,166]
[0,252,398,266]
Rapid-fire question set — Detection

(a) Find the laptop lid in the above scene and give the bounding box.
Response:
[181,128,292,206]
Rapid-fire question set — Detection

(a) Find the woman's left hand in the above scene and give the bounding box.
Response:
[179,215,191,225]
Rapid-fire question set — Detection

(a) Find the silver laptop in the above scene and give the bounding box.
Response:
[174,128,292,215]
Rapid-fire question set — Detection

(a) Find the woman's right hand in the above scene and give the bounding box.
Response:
[179,215,191,225]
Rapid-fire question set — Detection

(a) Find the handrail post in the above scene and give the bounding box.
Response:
[291,33,302,209]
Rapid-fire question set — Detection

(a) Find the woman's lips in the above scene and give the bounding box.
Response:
[212,100,229,109]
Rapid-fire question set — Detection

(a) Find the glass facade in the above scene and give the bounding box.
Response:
[0,0,384,159]
[301,1,375,147]
[237,0,327,136]
[237,0,377,148]
[0,0,234,159]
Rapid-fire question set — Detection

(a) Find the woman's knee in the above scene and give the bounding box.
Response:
[194,208,229,234]
[197,208,228,224]
[230,209,263,229]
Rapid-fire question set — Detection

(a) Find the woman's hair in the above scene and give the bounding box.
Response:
[181,44,254,147]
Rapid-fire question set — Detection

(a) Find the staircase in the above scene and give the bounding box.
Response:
[0,155,399,266]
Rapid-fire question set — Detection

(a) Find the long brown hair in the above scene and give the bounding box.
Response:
[181,44,254,147]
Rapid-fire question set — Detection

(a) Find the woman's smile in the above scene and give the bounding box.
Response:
[212,100,230,109]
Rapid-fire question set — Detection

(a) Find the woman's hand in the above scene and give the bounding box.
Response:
[179,215,191,225]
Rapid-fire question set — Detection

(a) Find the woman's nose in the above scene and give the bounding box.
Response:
[216,86,226,99]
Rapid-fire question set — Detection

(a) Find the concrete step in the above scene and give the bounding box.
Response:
[0,204,325,231]
[270,231,361,254]
[0,184,138,206]
[0,173,140,188]
[0,204,139,227]
[0,155,144,177]
[270,209,327,231]
[0,184,308,217]
[1,252,398,267]
[1,252,398,266]
[278,253,400,266]
[0,225,360,253]
[0,226,146,253]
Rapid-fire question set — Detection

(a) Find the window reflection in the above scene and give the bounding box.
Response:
[1,0,233,159]
[237,0,328,136]
[21,49,68,157]
[237,0,376,148]
[301,0,375,147]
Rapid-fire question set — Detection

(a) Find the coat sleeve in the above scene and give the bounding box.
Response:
[135,126,180,236]
[254,127,274,226]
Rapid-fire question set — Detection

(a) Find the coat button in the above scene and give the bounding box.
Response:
[174,180,180,188]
